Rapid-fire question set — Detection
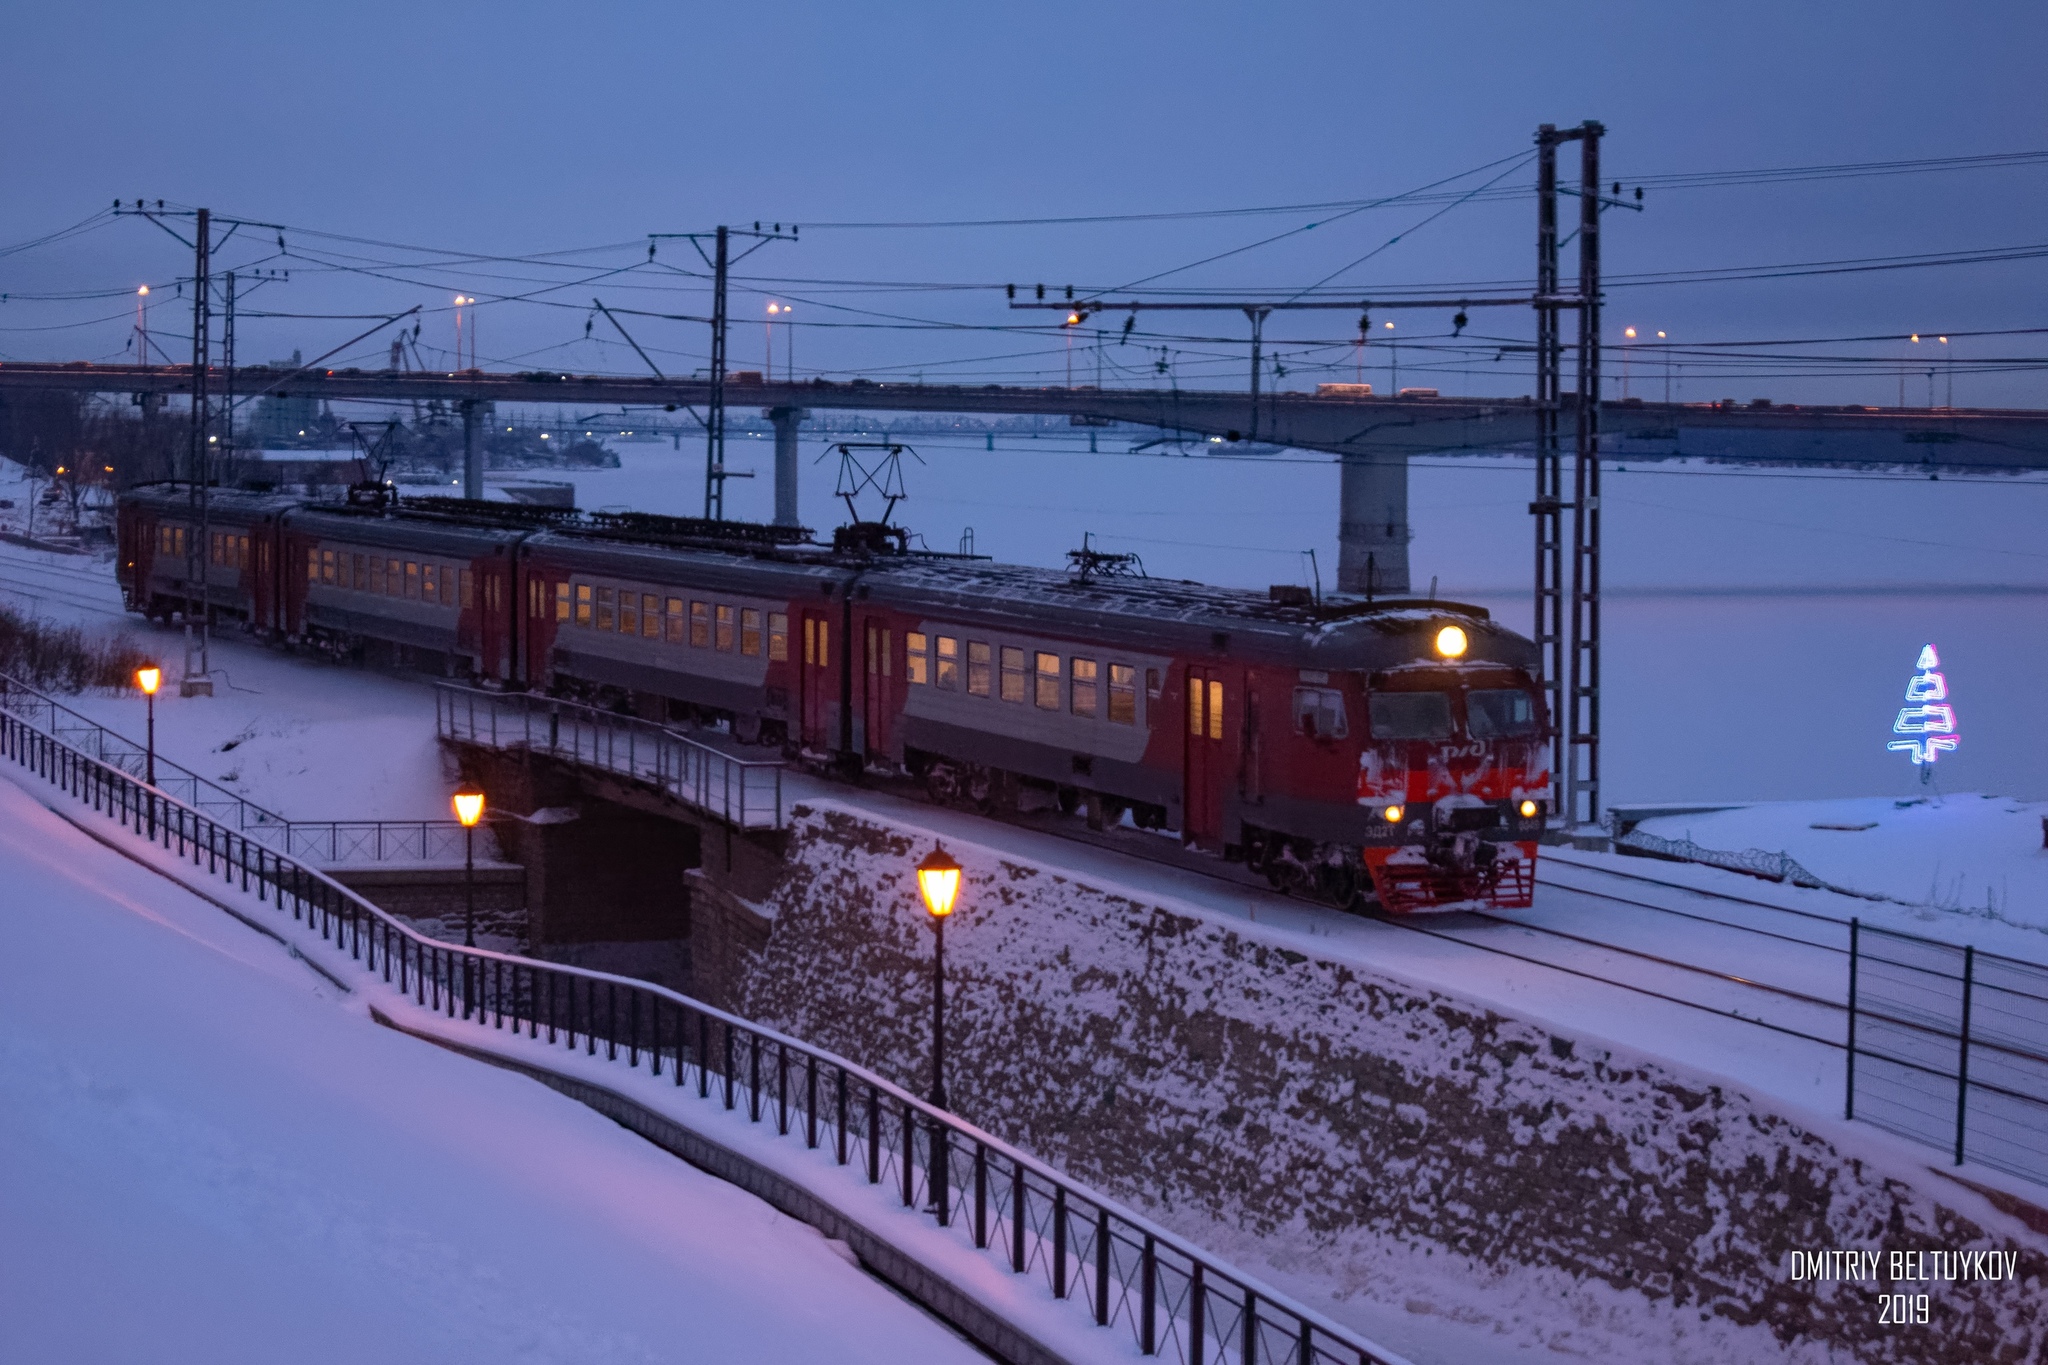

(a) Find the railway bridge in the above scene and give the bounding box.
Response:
[7,360,2048,595]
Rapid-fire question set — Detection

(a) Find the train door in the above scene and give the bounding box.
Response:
[476,562,511,681]
[800,610,834,750]
[522,570,558,686]
[862,618,893,761]
[1184,664,1233,847]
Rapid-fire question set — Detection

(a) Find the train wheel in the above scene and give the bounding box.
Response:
[1316,860,1364,913]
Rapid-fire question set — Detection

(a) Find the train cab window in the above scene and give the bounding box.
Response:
[716,605,736,651]
[967,641,991,697]
[665,598,685,643]
[574,583,591,625]
[460,569,475,610]
[1369,691,1453,740]
[1070,659,1099,717]
[741,608,762,655]
[596,586,615,631]
[768,612,788,662]
[1467,688,1540,739]
[1108,664,1137,724]
[906,632,929,684]
[1292,687,1348,739]
[619,591,638,635]
[372,558,387,596]
[934,636,958,690]
[1034,652,1061,710]
[1000,646,1026,702]
[690,601,710,647]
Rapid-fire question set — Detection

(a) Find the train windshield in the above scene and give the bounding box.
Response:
[1369,691,1454,740]
[1467,688,1540,739]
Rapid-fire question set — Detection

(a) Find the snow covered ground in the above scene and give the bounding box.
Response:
[0,776,993,1365]
[1626,794,2048,938]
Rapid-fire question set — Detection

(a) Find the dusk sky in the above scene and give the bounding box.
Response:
[5,2,2046,405]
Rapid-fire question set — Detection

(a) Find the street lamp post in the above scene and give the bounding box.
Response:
[452,784,485,947]
[916,843,963,1221]
[135,664,161,785]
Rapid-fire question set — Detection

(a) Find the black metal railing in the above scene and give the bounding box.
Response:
[0,671,498,867]
[0,699,1386,1365]
[1847,920,2048,1186]
[435,683,785,831]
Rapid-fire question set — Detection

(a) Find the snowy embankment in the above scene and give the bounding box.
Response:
[732,803,2047,1365]
[0,776,992,1365]
[1626,795,2048,940]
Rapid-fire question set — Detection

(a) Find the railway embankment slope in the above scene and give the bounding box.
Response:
[719,801,2045,1365]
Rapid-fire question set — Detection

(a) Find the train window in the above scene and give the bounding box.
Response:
[1034,652,1060,710]
[804,618,829,668]
[306,547,318,583]
[906,632,929,684]
[1109,664,1137,724]
[716,604,736,651]
[1292,687,1347,739]
[768,613,788,662]
[619,591,637,635]
[387,558,403,596]
[1146,668,1162,699]
[690,601,710,647]
[1467,688,1540,738]
[641,595,660,638]
[320,549,337,585]
[596,586,615,631]
[1070,659,1098,717]
[401,561,418,599]
[1000,646,1026,702]
[665,598,685,644]
[967,641,991,697]
[935,636,959,690]
[371,558,387,596]
[1369,691,1453,740]
[238,536,249,569]
[353,554,368,590]
[1208,681,1223,741]
[423,562,441,603]
[741,608,762,655]
[1188,678,1203,736]
[460,569,475,610]
[574,583,591,625]
[555,581,570,622]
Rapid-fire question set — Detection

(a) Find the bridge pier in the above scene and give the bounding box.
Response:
[461,399,482,500]
[1336,451,1412,596]
[768,406,807,526]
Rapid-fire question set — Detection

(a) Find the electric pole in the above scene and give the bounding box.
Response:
[184,208,213,696]
[648,222,797,520]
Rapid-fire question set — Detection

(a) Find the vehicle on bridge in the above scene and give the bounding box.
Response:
[116,483,1549,911]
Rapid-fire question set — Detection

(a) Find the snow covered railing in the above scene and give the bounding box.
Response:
[0,672,495,868]
[436,684,785,832]
[0,705,1395,1365]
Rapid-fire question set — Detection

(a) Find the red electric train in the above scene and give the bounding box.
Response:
[117,484,1550,911]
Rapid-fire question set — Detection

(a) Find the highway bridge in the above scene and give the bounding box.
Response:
[6,360,2047,594]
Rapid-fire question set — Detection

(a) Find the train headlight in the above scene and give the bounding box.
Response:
[1383,804,1405,824]
[1434,624,1468,659]
[1519,799,1539,818]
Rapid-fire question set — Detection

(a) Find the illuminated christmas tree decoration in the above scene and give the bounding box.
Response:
[1887,643,1958,776]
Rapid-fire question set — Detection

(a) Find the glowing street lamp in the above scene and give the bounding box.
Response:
[915,842,962,1222]
[453,784,486,948]
[135,664,161,784]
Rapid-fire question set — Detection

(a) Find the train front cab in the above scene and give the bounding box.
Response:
[1354,664,1549,912]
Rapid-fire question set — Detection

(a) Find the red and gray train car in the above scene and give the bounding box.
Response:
[118,484,1550,911]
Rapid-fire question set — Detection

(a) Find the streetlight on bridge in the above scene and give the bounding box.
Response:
[916,842,963,1220]
[135,664,161,785]
[453,784,486,948]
